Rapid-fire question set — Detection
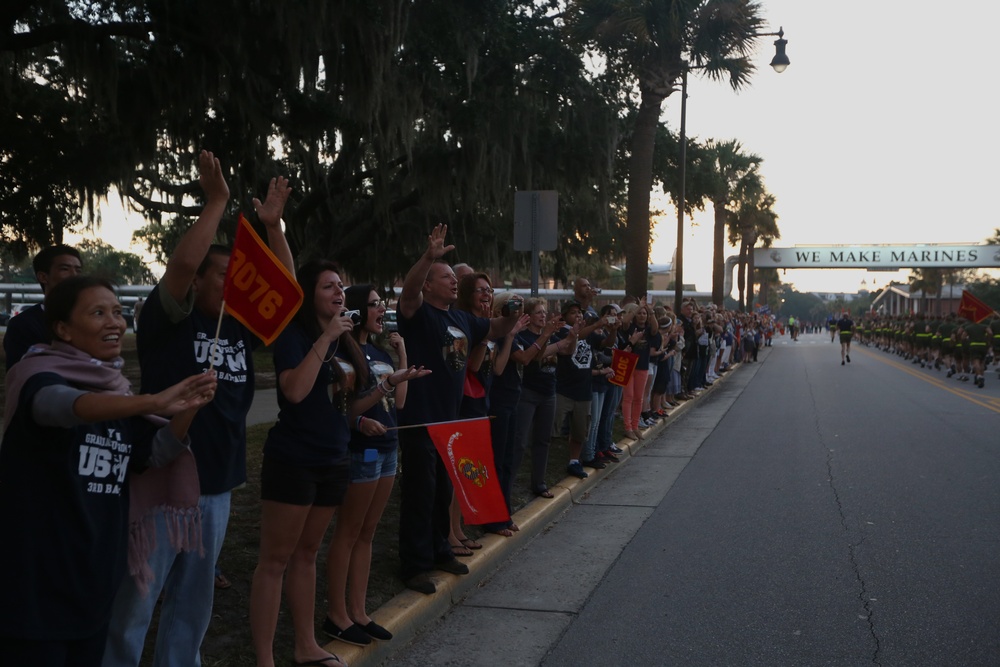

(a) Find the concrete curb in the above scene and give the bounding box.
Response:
[329,366,740,666]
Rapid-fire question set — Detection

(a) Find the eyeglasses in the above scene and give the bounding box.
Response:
[474,287,494,295]
[367,299,384,309]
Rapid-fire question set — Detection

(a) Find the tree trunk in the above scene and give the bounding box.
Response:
[711,200,726,306]
[737,240,747,312]
[625,90,665,299]
[747,232,757,311]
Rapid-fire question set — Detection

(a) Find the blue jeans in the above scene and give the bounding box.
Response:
[597,383,622,453]
[103,492,231,667]
[582,390,606,461]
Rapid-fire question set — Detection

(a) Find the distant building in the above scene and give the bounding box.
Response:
[870,282,966,316]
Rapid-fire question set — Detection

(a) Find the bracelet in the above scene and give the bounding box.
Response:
[355,416,364,430]
[379,379,396,395]
[387,376,397,388]
[532,342,543,351]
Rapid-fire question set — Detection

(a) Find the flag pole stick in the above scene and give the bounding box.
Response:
[383,416,495,432]
[208,299,225,370]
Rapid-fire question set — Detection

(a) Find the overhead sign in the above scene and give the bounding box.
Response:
[754,245,1000,270]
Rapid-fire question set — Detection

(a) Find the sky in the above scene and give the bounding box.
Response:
[72,1,1000,294]
[650,0,1000,295]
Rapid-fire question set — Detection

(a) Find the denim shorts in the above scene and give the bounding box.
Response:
[349,447,398,484]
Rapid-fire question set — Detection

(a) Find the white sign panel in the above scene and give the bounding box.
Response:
[754,245,1000,270]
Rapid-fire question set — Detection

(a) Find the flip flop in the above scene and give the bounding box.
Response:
[534,488,554,499]
[488,528,514,537]
[508,523,520,532]
[459,537,482,550]
[449,543,474,557]
[291,655,347,667]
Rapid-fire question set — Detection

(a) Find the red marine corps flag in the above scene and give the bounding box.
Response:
[222,214,304,345]
[957,290,997,324]
[426,417,509,525]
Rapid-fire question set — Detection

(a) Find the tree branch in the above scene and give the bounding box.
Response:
[0,20,154,52]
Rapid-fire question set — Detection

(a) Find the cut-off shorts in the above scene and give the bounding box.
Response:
[349,447,398,484]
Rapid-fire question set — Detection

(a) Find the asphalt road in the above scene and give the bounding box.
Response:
[384,334,1000,667]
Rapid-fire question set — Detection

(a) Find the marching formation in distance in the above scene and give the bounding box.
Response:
[0,150,784,667]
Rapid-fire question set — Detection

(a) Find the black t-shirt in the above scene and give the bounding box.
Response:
[554,328,597,402]
[516,329,558,396]
[264,321,351,466]
[838,317,854,334]
[396,302,489,426]
[3,303,48,370]
[136,285,259,494]
[0,373,156,640]
[488,336,523,408]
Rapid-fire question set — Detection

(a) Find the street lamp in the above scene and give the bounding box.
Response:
[673,27,790,314]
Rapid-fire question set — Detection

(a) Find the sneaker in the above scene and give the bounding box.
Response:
[846,354,851,363]
[598,450,620,463]
[842,360,845,366]
[323,618,373,646]
[609,444,624,454]
[434,558,469,575]
[566,461,589,479]
[581,459,606,469]
[358,620,393,641]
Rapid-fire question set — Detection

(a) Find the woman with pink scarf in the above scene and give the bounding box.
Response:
[0,276,216,666]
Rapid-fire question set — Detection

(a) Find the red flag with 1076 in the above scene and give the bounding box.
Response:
[609,348,639,387]
[426,417,509,525]
[223,214,304,345]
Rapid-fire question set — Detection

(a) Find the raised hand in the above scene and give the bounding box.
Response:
[253,176,292,228]
[198,150,229,204]
[510,314,531,337]
[424,224,456,261]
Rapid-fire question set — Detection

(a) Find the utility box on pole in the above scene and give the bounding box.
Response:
[514,190,558,297]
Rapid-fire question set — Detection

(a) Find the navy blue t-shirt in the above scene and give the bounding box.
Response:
[628,324,653,371]
[516,329,558,395]
[136,284,258,494]
[0,373,156,640]
[349,341,399,454]
[396,302,489,426]
[3,303,48,370]
[264,322,350,466]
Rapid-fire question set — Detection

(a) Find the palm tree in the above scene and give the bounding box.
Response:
[729,186,778,311]
[705,139,762,305]
[568,0,766,298]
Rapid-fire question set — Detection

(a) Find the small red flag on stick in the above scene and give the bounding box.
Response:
[426,417,509,525]
[609,348,639,387]
[222,214,303,345]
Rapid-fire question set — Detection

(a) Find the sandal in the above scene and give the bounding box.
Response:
[449,543,474,557]
[534,487,555,499]
[214,573,231,590]
[459,537,482,550]
[508,523,520,532]
[488,528,514,537]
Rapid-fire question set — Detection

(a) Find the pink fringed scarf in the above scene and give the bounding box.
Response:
[4,342,203,595]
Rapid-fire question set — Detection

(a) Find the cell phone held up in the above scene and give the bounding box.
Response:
[344,310,362,325]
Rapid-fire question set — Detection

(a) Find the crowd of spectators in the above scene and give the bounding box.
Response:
[1,150,790,667]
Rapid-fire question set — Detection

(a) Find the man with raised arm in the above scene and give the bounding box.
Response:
[395,224,520,594]
[103,150,294,667]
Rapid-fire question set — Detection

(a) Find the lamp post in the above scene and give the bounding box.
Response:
[673,28,790,315]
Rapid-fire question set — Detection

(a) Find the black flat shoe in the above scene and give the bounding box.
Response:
[322,617,372,646]
[358,620,393,641]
